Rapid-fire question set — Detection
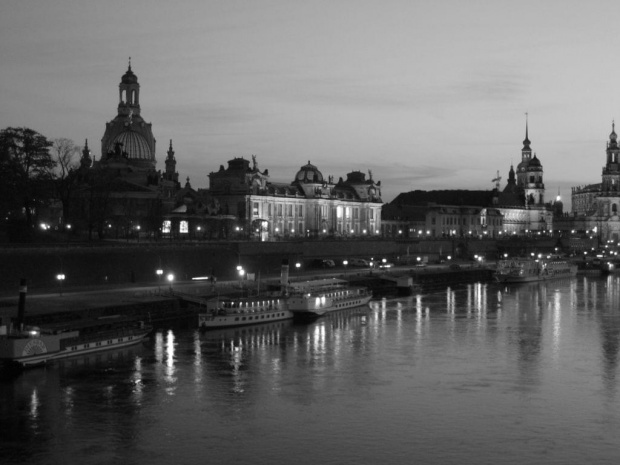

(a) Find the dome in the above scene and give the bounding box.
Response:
[295,161,323,183]
[121,66,138,85]
[528,155,541,167]
[110,130,152,160]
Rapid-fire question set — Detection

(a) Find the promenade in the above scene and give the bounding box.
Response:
[0,262,496,323]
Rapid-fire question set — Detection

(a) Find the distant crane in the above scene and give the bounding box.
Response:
[492,170,502,190]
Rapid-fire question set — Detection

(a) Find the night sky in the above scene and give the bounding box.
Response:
[2,0,618,207]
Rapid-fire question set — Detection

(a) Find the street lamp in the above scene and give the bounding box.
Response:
[56,273,65,296]
[343,260,348,276]
[237,265,245,290]
[156,268,163,291]
[167,273,174,292]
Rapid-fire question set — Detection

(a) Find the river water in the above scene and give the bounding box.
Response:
[2,275,620,465]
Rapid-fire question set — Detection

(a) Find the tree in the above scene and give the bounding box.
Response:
[52,138,80,179]
[52,138,80,226]
[0,127,55,239]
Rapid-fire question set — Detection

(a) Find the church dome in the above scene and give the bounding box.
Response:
[295,161,323,183]
[110,130,153,160]
[121,66,138,85]
[528,155,541,167]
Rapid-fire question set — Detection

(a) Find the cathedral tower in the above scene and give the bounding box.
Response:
[516,116,544,205]
[602,121,620,192]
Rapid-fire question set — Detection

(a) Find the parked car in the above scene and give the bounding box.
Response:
[348,258,370,267]
[379,262,394,269]
[449,264,461,270]
[309,259,336,268]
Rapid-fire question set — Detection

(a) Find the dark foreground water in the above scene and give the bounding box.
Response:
[2,275,620,465]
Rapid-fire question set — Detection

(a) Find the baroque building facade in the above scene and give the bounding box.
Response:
[569,122,620,241]
[207,157,383,240]
[496,121,553,234]
[382,120,554,238]
[70,63,383,241]
[72,63,183,239]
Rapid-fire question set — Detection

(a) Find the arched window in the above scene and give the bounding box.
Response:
[613,203,618,214]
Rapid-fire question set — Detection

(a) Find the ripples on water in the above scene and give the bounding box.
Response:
[2,276,620,465]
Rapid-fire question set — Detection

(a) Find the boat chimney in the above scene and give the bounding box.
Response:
[280,259,289,287]
[17,278,27,331]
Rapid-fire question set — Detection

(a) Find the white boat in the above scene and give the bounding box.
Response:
[0,316,152,368]
[495,258,578,283]
[198,296,293,330]
[287,278,372,318]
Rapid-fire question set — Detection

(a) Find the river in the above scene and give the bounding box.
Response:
[2,275,620,464]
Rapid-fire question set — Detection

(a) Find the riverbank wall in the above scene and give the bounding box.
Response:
[0,236,573,294]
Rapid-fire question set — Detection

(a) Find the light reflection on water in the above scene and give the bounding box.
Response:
[2,275,620,464]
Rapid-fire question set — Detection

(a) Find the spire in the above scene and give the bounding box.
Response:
[80,138,92,169]
[522,112,531,150]
[165,139,177,179]
[128,56,132,72]
[167,139,175,160]
[508,164,516,183]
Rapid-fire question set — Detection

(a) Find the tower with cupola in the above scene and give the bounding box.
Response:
[602,121,620,193]
[516,116,544,206]
[100,59,156,170]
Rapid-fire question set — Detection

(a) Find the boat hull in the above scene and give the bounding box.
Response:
[494,259,578,284]
[199,308,294,329]
[290,293,372,318]
[0,327,151,368]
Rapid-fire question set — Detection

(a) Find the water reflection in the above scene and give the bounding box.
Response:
[3,276,620,464]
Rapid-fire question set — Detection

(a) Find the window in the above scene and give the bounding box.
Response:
[162,220,171,234]
[180,221,188,233]
[253,202,259,216]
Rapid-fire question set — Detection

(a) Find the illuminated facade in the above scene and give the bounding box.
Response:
[570,122,620,241]
[207,157,383,240]
[496,119,553,234]
[383,119,554,237]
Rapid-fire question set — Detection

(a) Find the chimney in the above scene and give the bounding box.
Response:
[17,278,27,331]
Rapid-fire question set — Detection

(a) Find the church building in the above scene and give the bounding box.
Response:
[72,62,183,239]
[569,121,620,241]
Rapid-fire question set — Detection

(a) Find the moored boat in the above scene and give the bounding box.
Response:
[287,278,372,318]
[495,258,578,283]
[0,316,152,368]
[198,296,293,330]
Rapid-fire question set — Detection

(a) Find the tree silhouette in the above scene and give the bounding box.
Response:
[0,127,55,240]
